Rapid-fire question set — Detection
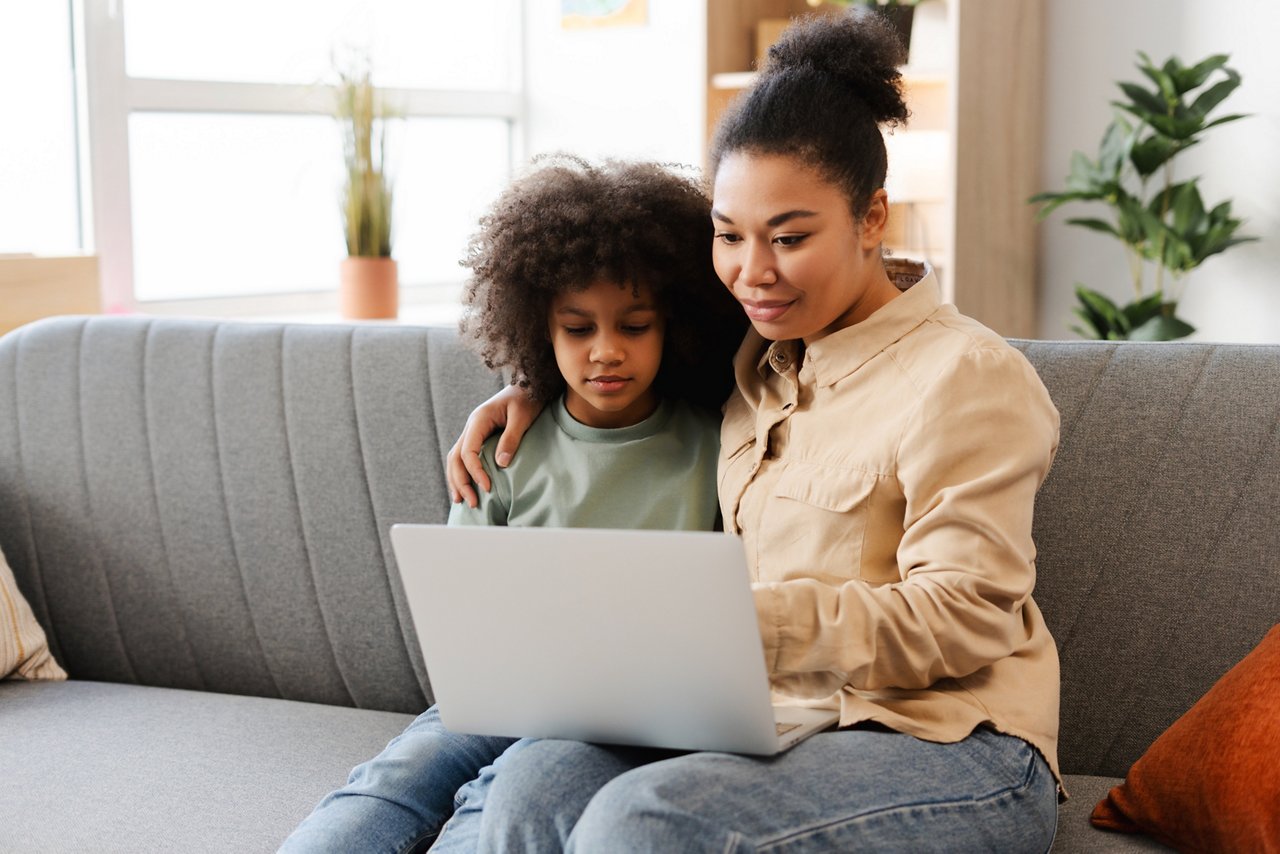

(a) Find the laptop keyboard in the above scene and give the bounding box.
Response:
[775,722,802,736]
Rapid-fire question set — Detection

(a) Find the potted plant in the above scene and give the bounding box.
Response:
[1032,52,1256,341]
[805,0,927,61]
[335,58,398,320]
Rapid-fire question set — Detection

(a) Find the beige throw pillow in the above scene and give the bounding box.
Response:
[1,546,67,681]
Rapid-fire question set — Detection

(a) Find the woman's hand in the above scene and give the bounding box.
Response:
[446,385,543,507]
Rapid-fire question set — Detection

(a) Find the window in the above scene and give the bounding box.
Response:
[80,0,522,312]
[0,3,81,255]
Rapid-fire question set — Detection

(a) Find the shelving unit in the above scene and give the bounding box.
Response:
[0,255,101,335]
[703,0,1043,338]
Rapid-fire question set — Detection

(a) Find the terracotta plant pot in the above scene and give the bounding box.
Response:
[340,256,398,320]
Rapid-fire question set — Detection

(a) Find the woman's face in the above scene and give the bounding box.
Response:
[711,151,896,344]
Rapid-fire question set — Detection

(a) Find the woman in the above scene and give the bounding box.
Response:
[447,11,1061,852]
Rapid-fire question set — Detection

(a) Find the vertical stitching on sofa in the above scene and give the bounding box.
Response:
[7,324,62,664]
[1058,343,1118,453]
[78,319,141,682]
[1196,347,1280,592]
[1081,345,1217,771]
[424,332,454,487]
[280,326,358,706]
[1046,345,1136,655]
[349,328,428,709]
[142,321,208,690]
[210,324,284,698]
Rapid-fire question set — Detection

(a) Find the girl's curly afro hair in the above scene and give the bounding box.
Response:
[459,154,747,412]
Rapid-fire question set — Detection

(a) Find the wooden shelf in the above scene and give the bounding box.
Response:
[0,255,101,335]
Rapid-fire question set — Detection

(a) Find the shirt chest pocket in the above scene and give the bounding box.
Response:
[760,464,879,584]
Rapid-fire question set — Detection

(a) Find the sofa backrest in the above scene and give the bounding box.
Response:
[0,317,502,714]
[1013,340,1280,778]
[3,319,1277,774]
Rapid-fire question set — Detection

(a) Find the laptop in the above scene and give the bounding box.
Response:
[389,524,840,755]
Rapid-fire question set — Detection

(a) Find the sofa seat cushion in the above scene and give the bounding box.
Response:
[0,679,415,853]
[1055,776,1173,852]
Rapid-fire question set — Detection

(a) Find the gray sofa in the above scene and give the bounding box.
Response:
[1,316,1276,853]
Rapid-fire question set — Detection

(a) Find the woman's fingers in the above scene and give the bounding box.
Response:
[446,433,483,508]
[494,398,538,468]
[445,385,543,508]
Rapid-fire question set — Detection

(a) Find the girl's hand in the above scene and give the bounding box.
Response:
[446,385,543,507]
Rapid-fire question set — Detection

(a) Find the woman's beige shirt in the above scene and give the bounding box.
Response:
[718,267,1063,785]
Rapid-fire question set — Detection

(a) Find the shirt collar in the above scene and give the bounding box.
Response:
[551,395,673,443]
[749,260,940,388]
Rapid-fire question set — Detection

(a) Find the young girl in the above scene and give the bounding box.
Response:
[449,11,1062,853]
[279,156,745,854]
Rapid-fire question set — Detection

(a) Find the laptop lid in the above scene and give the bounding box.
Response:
[389,524,786,755]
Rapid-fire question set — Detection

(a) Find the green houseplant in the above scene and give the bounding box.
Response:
[335,58,398,319]
[1032,52,1255,341]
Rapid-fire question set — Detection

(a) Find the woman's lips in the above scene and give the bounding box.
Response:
[741,299,795,323]
[588,376,629,393]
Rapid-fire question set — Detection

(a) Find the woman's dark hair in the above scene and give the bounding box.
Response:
[709,9,909,219]
[459,154,747,410]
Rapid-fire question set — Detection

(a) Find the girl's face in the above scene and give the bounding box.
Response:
[711,151,898,344]
[548,279,665,429]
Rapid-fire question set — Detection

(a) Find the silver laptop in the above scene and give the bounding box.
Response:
[389,524,839,755]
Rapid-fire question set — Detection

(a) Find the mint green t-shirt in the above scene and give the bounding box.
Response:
[447,397,721,531]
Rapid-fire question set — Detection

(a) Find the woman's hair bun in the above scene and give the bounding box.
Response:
[763,8,909,126]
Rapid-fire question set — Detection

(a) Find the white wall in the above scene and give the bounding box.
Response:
[1039,0,1280,342]
[522,0,705,169]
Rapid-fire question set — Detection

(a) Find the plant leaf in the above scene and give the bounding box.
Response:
[1121,292,1165,329]
[1130,312,1195,341]
[1170,181,1205,235]
[1200,112,1249,132]
[1065,217,1121,238]
[1117,82,1168,118]
[1075,286,1128,336]
[1130,135,1191,177]
[1176,54,1229,91]
[1190,71,1240,117]
[1097,120,1133,178]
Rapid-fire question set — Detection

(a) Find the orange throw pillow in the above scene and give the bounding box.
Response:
[1091,624,1280,853]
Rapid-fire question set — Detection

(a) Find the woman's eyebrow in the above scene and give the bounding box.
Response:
[766,209,818,227]
[710,209,819,227]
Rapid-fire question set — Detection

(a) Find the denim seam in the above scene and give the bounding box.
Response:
[755,747,1044,852]
[756,786,1035,852]
[395,826,437,854]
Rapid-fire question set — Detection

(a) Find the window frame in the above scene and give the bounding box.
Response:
[76,0,525,316]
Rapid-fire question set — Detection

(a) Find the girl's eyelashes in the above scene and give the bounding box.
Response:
[714,232,741,244]
[562,323,653,336]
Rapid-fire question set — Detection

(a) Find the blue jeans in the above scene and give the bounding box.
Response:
[476,726,1058,853]
[278,705,517,854]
